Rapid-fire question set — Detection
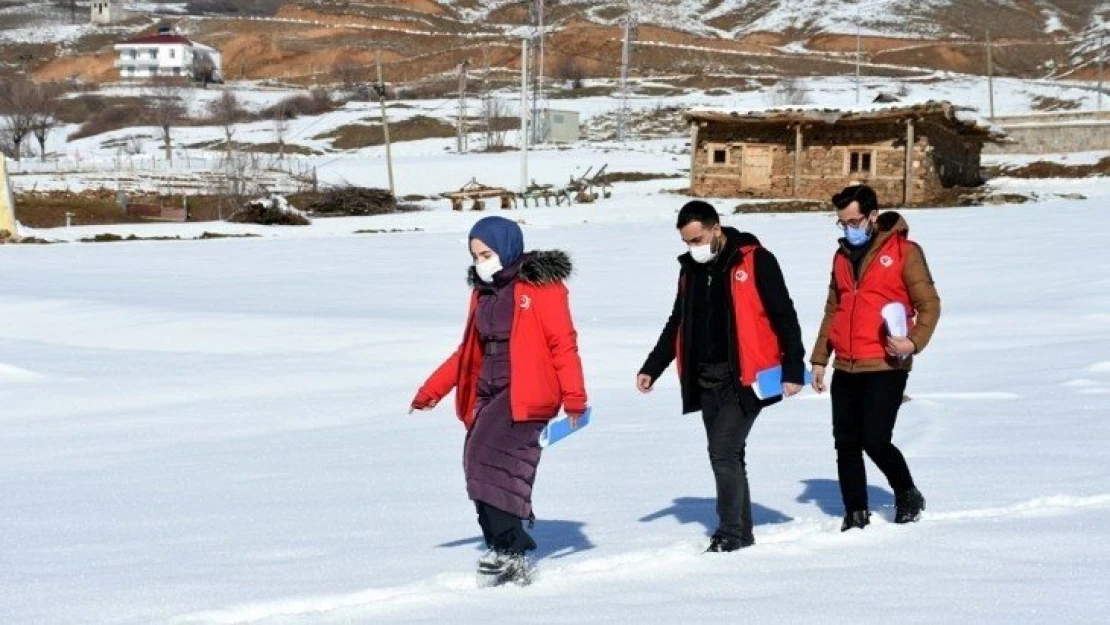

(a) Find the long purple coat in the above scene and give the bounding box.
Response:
[463,258,546,521]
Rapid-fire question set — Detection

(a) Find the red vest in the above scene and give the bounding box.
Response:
[675,245,783,386]
[417,281,587,430]
[828,234,915,360]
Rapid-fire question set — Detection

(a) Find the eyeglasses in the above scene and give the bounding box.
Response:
[835,216,870,229]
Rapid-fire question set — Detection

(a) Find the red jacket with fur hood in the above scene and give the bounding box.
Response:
[412,250,587,430]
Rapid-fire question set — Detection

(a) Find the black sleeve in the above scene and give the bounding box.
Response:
[754,248,806,385]
[639,283,683,381]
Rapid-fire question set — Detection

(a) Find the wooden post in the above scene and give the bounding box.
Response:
[689,123,699,194]
[377,51,395,197]
[793,124,803,197]
[986,30,995,120]
[904,119,915,206]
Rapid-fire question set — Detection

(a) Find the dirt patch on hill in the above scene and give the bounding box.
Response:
[34,50,117,83]
[994,157,1110,179]
[316,115,455,149]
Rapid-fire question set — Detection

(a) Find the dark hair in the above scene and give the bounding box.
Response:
[676,200,720,229]
[831,184,879,215]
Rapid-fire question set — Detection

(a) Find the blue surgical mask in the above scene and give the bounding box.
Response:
[845,224,872,247]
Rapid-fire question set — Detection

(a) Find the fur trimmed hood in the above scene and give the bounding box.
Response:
[468,249,573,287]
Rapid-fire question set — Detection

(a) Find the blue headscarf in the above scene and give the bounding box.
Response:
[468,216,524,267]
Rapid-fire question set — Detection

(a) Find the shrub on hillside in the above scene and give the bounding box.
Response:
[260,88,334,120]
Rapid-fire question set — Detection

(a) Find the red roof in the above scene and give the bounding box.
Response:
[121,34,194,46]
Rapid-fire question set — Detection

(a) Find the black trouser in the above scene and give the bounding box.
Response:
[476,502,536,555]
[699,365,759,543]
[831,369,915,513]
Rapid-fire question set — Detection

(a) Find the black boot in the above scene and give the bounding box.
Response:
[894,487,926,524]
[840,510,871,532]
[706,533,754,553]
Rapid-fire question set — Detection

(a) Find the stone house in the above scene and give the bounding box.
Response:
[686,101,1006,205]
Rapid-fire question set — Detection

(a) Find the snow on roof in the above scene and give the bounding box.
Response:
[685,100,1008,141]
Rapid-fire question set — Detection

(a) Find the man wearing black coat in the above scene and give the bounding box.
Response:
[638,201,806,552]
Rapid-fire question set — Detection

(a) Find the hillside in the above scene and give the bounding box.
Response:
[2,0,1106,85]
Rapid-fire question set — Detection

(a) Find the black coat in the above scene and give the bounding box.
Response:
[639,227,806,414]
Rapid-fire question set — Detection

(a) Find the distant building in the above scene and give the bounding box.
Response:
[537,109,580,143]
[686,101,1006,206]
[983,111,1110,154]
[91,0,125,25]
[114,27,223,83]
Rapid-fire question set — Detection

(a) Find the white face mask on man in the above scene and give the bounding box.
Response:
[689,243,717,264]
[474,254,503,283]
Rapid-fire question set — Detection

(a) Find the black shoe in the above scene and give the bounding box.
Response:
[706,534,754,553]
[894,487,926,524]
[840,510,871,532]
[477,550,534,588]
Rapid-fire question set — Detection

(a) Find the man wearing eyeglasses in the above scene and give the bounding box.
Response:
[810,184,941,532]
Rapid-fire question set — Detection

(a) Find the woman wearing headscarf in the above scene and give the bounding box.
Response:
[411,216,588,587]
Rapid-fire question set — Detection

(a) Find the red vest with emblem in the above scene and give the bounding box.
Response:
[675,244,783,386]
[828,234,915,360]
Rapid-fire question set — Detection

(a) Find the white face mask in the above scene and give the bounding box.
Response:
[689,243,717,264]
[474,255,503,283]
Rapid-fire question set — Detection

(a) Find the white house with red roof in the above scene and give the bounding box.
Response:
[113,27,223,82]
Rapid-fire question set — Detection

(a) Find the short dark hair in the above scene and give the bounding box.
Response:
[676,200,720,229]
[832,184,879,215]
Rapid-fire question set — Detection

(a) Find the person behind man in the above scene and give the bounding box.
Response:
[810,184,941,532]
[637,201,806,552]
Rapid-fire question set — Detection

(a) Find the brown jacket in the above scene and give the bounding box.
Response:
[811,212,941,373]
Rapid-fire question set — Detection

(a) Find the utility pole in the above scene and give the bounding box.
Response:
[618,15,634,141]
[520,39,530,193]
[482,44,492,150]
[534,0,546,144]
[375,51,395,196]
[457,59,469,153]
[1098,33,1105,112]
[855,11,862,105]
[986,29,996,119]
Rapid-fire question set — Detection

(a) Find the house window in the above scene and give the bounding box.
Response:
[705,143,731,166]
[98,5,103,14]
[170,49,176,58]
[849,151,873,174]
[150,50,158,59]
[130,50,137,59]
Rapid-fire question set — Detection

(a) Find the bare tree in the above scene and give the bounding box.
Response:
[192,51,218,89]
[483,97,512,151]
[207,89,243,154]
[272,98,289,161]
[332,60,364,93]
[149,79,188,165]
[29,82,60,163]
[0,80,39,162]
[0,132,15,159]
[556,56,586,90]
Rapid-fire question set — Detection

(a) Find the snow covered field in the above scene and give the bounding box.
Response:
[2,167,1109,623]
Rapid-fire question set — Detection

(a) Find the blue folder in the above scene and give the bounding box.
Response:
[752,366,813,400]
[539,407,592,448]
